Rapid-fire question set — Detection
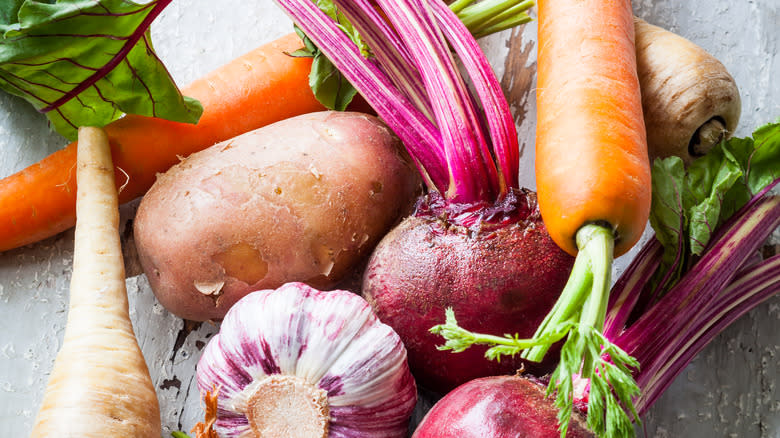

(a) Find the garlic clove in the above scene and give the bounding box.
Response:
[197,336,249,404]
[327,328,417,436]
[291,287,378,384]
[196,282,417,438]
[197,337,252,428]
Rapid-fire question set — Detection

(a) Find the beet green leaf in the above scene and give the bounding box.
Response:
[648,121,780,297]
[0,0,202,141]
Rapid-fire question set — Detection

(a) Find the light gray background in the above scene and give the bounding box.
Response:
[0,0,777,436]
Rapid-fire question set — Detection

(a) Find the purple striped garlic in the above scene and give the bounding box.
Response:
[196,282,417,437]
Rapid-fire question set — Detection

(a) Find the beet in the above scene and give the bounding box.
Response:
[412,375,593,438]
[362,189,574,392]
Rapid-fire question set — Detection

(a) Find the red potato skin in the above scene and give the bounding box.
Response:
[134,111,419,321]
[413,375,593,438]
[362,190,574,393]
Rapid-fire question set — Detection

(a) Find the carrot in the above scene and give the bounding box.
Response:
[0,32,322,252]
[527,0,650,434]
[31,127,160,437]
[535,1,651,258]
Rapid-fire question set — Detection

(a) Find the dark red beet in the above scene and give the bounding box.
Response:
[412,375,593,438]
[362,189,574,392]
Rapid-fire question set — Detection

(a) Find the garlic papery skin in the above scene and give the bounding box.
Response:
[196,282,418,438]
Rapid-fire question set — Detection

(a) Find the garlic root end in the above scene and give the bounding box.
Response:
[246,374,329,438]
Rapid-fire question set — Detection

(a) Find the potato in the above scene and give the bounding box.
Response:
[133,111,419,321]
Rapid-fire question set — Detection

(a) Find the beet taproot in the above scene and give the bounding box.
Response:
[412,375,593,438]
[362,189,574,393]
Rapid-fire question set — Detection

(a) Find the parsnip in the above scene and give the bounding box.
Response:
[31,127,160,437]
[635,17,741,164]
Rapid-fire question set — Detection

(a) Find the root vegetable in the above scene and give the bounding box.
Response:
[535,2,650,260]
[133,111,418,321]
[273,0,572,394]
[520,0,649,433]
[634,17,741,164]
[434,0,650,435]
[275,0,575,396]
[364,190,573,393]
[31,127,160,437]
[412,375,594,438]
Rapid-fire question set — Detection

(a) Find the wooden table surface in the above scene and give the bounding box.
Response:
[1,0,777,436]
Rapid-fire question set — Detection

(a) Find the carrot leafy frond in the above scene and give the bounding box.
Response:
[549,325,640,438]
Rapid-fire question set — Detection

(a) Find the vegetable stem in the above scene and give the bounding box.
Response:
[523,224,614,362]
[576,225,614,330]
[521,249,593,360]
[603,238,662,338]
[471,14,533,39]
[458,0,534,33]
[633,252,780,413]
[524,224,638,437]
[285,0,532,204]
[448,0,475,14]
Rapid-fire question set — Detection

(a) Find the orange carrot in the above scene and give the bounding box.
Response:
[535,0,651,258]
[524,0,651,434]
[0,32,323,252]
[31,127,160,436]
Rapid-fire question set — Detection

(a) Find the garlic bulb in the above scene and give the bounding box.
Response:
[196,282,417,438]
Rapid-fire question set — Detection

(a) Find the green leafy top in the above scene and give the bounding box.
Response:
[0,0,202,140]
[648,121,780,297]
[285,0,367,111]
[288,23,360,112]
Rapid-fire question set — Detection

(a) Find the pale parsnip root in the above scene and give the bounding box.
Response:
[635,17,741,164]
[31,127,160,437]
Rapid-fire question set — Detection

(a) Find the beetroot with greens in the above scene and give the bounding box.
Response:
[430,122,780,437]
[365,190,572,391]
[272,0,574,394]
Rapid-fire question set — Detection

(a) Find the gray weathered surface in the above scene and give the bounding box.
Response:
[0,0,777,436]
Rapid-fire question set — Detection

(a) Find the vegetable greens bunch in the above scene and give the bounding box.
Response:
[435,121,780,438]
